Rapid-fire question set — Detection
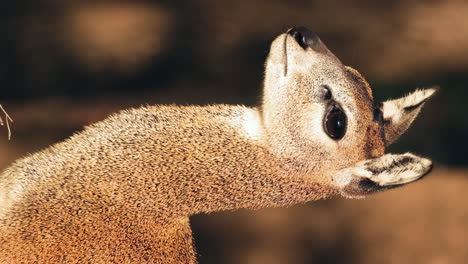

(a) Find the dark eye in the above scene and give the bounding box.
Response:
[323,104,347,140]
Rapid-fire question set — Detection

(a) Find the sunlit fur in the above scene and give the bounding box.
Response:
[382,88,437,145]
[263,34,386,184]
[0,31,434,263]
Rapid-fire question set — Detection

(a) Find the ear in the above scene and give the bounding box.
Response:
[382,88,437,146]
[335,153,433,198]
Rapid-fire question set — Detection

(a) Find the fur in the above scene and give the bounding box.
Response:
[382,88,437,145]
[0,28,435,263]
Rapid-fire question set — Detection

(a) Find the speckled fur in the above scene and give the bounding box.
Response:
[0,105,337,263]
[0,31,434,263]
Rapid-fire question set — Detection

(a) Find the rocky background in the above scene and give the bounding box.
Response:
[0,0,467,263]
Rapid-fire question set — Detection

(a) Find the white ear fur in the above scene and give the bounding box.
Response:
[351,152,432,186]
[382,88,437,146]
[335,152,433,198]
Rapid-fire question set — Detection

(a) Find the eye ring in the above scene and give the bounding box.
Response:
[323,103,347,140]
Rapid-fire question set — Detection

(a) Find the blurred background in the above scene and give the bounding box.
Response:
[0,0,467,263]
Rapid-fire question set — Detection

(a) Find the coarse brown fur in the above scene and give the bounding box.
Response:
[0,28,435,263]
[0,105,334,263]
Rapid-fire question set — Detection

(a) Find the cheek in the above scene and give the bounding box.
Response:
[297,105,330,144]
[363,123,386,158]
[339,122,385,163]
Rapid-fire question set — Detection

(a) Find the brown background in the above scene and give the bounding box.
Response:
[0,1,467,263]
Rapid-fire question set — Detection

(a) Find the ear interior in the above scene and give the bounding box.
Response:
[382,88,437,146]
[339,153,433,198]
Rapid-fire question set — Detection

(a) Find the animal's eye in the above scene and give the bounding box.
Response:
[323,104,347,140]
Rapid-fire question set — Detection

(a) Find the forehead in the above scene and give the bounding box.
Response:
[324,66,375,117]
[344,66,374,103]
[314,65,375,110]
[289,63,375,111]
[344,67,386,156]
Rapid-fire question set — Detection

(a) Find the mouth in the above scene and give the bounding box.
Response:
[283,33,289,76]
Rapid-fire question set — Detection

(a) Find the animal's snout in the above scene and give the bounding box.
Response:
[287,27,325,53]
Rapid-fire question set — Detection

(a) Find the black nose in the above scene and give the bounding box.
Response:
[287,27,324,52]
